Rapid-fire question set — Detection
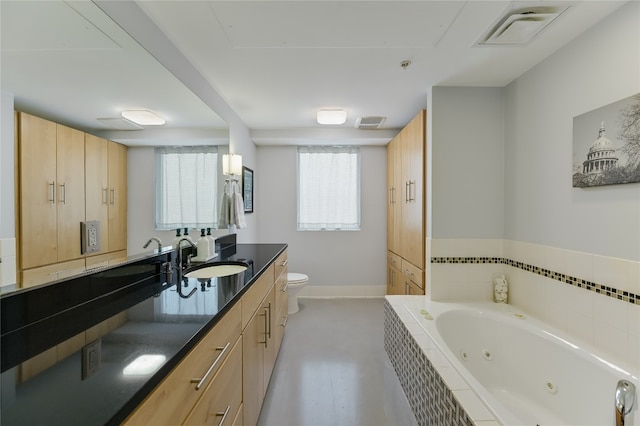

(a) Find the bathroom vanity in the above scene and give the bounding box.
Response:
[0,243,288,426]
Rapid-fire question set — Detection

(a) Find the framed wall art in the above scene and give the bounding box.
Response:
[573,93,640,188]
[242,166,254,213]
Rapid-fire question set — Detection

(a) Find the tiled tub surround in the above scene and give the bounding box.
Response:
[429,238,640,369]
[384,296,640,426]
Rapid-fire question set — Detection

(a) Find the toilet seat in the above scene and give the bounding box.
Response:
[288,273,309,285]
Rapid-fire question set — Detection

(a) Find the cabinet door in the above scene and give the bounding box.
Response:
[183,339,242,426]
[400,110,425,269]
[242,306,267,426]
[108,141,127,251]
[55,124,85,262]
[262,287,277,392]
[387,137,401,255]
[18,112,58,268]
[85,134,109,252]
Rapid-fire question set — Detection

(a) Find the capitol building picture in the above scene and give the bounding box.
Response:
[581,123,618,175]
[573,93,640,188]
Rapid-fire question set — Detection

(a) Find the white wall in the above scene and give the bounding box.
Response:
[256,145,387,297]
[431,87,505,239]
[504,2,640,260]
[0,91,15,238]
[429,2,640,368]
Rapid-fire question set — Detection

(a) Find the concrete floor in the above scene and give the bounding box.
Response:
[257,298,418,426]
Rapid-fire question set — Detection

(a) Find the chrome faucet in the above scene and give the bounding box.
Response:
[175,237,197,299]
[616,380,636,426]
[143,237,163,253]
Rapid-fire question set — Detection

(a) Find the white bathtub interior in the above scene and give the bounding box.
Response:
[387,296,639,426]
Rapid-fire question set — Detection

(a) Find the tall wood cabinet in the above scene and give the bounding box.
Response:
[17,113,85,269]
[85,134,127,253]
[16,112,127,287]
[386,110,426,295]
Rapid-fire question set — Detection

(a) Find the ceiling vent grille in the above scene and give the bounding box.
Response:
[355,116,386,129]
[477,6,569,46]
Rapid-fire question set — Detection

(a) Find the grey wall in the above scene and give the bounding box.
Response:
[431,87,505,239]
[0,91,15,238]
[256,145,387,287]
[504,1,640,260]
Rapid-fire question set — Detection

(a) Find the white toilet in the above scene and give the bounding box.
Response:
[287,272,309,314]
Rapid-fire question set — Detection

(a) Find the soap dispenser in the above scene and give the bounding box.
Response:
[183,228,195,245]
[194,229,210,262]
[206,228,215,255]
[173,228,182,249]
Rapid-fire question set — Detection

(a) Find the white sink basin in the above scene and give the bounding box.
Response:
[184,264,247,279]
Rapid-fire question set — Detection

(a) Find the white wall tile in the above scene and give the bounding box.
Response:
[566,312,594,345]
[594,323,628,363]
[594,292,628,331]
[593,255,629,292]
[565,249,593,282]
[628,304,640,337]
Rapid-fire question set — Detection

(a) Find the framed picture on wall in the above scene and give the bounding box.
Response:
[572,93,640,188]
[242,166,254,213]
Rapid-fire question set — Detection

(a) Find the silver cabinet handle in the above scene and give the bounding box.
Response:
[49,181,56,203]
[266,303,272,339]
[216,406,231,426]
[405,181,409,203]
[281,259,288,267]
[405,269,415,277]
[59,183,66,204]
[281,315,288,328]
[281,283,287,292]
[409,180,416,201]
[190,342,231,390]
[102,187,108,204]
[259,310,268,347]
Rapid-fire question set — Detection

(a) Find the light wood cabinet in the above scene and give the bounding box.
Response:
[16,112,127,287]
[85,134,127,254]
[20,259,86,289]
[108,141,128,252]
[273,251,288,352]
[386,110,426,295]
[17,112,85,270]
[123,303,242,426]
[85,134,109,252]
[386,251,402,295]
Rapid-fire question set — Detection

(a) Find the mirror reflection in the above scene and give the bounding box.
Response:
[0,1,229,291]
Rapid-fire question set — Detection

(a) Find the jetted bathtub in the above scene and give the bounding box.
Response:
[412,301,639,426]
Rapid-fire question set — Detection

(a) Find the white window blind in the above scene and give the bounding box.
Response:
[155,146,218,230]
[297,146,360,231]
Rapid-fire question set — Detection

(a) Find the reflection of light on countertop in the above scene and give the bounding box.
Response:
[123,354,166,376]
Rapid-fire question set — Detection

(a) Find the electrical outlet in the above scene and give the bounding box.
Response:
[82,339,101,380]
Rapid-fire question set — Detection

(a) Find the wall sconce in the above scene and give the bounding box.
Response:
[222,154,243,176]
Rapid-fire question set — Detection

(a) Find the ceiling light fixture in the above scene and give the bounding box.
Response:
[317,109,347,125]
[121,109,166,126]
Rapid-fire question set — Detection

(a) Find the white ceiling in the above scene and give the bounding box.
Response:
[1,1,627,146]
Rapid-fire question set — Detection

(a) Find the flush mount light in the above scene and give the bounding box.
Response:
[317,109,347,125]
[121,110,166,126]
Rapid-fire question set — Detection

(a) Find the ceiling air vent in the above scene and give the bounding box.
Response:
[477,6,569,46]
[355,116,386,129]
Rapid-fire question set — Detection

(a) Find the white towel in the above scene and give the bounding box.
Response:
[231,181,247,229]
[218,182,232,228]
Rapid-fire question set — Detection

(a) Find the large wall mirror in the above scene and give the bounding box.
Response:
[1,1,229,291]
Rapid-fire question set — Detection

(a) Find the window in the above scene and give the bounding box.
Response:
[297,146,360,231]
[155,146,218,230]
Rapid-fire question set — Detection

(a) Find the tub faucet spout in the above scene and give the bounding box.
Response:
[615,379,635,426]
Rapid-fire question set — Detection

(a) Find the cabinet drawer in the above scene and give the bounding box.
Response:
[21,259,86,288]
[387,251,401,270]
[123,303,241,426]
[274,250,288,280]
[275,269,288,318]
[183,338,242,426]
[401,259,423,289]
[241,264,275,330]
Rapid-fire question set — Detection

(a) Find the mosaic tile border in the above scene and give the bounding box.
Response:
[384,300,475,426]
[431,256,640,306]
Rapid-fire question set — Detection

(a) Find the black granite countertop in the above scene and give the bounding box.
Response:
[0,243,287,426]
